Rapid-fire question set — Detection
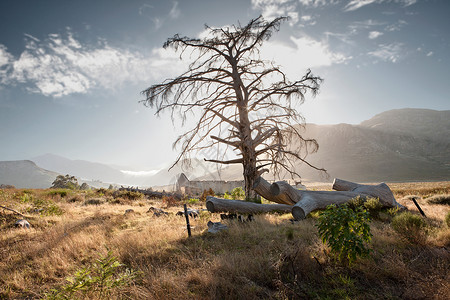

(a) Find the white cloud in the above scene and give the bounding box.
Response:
[345,0,417,12]
[299,0,339,7]
[368,43,403,63]
[169,1,180,19]
[368,31,383,39]
[251,0,299,25]
[0,32,187,97]
[261,35,350,77]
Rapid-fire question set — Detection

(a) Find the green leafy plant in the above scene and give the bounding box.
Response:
[316,204,372,264]
[46,250,138,299]
[391,212,427,244]
[231,187,245,200]
[186,197,199,204]
[47,189,69,198]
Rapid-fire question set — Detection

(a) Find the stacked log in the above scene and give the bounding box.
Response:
[206,177,404,220]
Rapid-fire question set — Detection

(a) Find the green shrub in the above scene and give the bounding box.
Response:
[316,204,372,264]
[223,192,233,200]
[231,187,245,200]
[47,189,69,198]
[46,250,138,299]
[391,212,427,244]
[114,190,143,200]
[364,197,383,219]
[186,198,199,204]
[25,197,63,216]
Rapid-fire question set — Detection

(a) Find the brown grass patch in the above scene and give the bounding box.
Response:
[0,182,449,299]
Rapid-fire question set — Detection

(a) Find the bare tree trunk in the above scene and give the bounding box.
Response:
[206,196,292,214]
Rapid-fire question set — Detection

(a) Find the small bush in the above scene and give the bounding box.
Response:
[46,250,138,299]
[186,198,199,204]
[114,190,143,201]
[84,198,103,206]
[25,197,63,216]
[47,189,69,198]
[200,188,215,201]
[316,204,372,264]
[427,194,450,206]
[391,212,427,244]
[162,195,178,208]
[231,187,245,200]
[68,194,84,203]
[223,192,233,200]
[364,197,383,219]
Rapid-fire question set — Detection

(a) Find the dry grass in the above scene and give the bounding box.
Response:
[0,183,449,299]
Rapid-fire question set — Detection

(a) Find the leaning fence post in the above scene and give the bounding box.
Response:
[183,204,192,237]
[412,197,426,218]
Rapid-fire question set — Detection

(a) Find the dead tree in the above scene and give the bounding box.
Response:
[142,16,325,200]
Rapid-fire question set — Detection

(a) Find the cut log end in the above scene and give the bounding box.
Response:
[292,206,306,220]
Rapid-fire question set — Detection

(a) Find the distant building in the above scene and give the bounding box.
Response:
[176,173,244,195]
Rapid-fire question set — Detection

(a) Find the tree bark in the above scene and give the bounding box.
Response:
[206,196,292,214]
[253,177,296,205]
[254,177,404,220]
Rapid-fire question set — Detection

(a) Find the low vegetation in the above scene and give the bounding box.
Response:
[0,182,449,299]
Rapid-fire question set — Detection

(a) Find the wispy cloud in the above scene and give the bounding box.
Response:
[251,0,299,25]
[169,1,180,19]
[0,31,186,97]
[299,0,339,7]
[368,31,383,39]
[368,43,403,62]
[345,0,417,12]
[262,35,350,77]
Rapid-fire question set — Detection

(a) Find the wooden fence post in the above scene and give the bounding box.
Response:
[183,204,192,237]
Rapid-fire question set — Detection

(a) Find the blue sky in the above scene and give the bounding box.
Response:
[0,0,449,170]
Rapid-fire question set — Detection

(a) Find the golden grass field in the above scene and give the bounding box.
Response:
[0,181,449,299]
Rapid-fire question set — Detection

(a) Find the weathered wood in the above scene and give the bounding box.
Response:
[254,177,404,220]
[253,177,296,205]
[332,178,403,208]
[183,204,192,237]
[0,205,26,217]
[206,196,293,214]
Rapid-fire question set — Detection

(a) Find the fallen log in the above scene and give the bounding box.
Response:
[253,177,296,205]
[206,196,293,214]
[254,177,404,220]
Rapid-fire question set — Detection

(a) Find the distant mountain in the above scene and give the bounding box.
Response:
[200,108,450,183]
[0,160,59,188]
[3,109,447,188]
[29,154,221,187]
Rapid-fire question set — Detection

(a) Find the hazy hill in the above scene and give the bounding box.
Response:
[30,154,222,187]
[0,160,59,189]
[200,108,450,183]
